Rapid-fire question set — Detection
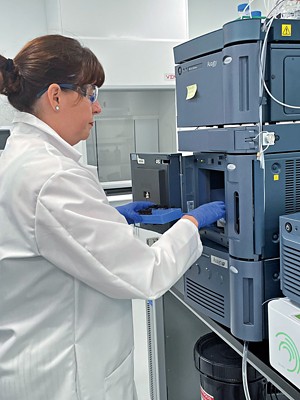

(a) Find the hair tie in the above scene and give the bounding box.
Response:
[5,58,14,72]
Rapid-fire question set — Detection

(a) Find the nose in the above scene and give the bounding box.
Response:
[92,101,102,114]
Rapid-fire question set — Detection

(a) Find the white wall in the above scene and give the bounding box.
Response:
[0,0,48,126]
[0,0,47,56]
[0,0,185,157]
[188,0,266,38]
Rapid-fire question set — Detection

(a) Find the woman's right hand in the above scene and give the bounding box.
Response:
[182,201,226,228]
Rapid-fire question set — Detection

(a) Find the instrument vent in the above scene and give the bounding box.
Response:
[186,277,225,318]
[285,159,300,214]
[282,244,300,299]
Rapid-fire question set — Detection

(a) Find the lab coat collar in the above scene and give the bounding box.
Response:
[12,111,82,162]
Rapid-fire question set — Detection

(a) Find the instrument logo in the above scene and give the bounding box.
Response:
[276,332,300,374]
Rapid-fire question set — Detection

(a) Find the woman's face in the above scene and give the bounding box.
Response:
[57,88,101,145]
[35,83,102,146]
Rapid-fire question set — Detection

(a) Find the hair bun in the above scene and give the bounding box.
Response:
[0,58,21,97]
[5,58,14,73]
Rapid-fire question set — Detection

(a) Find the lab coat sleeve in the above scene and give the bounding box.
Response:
[35,168,203,299]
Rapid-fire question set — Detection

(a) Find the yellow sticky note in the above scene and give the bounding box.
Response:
[186,84,197,100]
[274,174,279,181]
[282,24,292,37]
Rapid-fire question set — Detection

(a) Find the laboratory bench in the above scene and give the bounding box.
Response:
[153,280,300,400]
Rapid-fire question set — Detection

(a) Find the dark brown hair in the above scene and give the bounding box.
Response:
[0,34,105,113]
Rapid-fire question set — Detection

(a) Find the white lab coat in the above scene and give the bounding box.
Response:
[0,112,203,400]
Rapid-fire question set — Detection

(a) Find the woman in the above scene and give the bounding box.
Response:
[0,35,225,400]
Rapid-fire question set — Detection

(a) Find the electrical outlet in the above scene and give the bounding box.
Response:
[262,131,275,146]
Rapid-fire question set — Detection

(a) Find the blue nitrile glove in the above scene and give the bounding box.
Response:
[116,201,154,224]
[187,201,226,228]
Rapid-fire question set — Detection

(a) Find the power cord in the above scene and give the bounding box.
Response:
[242,341,252,400]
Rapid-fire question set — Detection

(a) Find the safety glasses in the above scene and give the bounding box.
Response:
[36,83,99,104]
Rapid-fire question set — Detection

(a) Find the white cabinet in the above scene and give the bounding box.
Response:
[135,118,159,153]
[45,0,188,87]
[86,89,176,186]
[80,39,180,87]
[90,116,135,182]
[58,0,188,40]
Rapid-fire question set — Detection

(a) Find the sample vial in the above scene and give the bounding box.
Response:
[251,10,262,18]
[238,3,250,19]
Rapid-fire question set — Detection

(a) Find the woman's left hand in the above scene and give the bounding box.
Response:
[116,201,154,224]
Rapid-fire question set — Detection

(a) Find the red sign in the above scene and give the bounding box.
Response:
[200,385,214,400]
[164,73,176,81]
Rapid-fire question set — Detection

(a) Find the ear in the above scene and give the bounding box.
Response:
[47,84,61,111]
